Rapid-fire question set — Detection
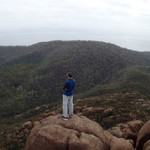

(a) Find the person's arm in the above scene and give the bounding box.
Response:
[63,82,68,91]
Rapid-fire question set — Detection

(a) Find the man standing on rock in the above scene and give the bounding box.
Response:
[61,72,75,120]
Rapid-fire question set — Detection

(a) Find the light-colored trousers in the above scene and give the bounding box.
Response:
[63,94,74,117]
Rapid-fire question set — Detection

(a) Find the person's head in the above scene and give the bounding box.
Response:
[67,72,73,79]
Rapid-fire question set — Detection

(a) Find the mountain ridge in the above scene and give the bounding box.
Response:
[0,41,150,66]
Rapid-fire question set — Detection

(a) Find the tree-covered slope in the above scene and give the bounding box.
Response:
[0,41,150,119]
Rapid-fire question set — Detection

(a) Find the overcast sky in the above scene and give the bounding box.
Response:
[0,0,150,51]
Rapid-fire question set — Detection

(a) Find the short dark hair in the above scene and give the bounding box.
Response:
[67,72,73,77]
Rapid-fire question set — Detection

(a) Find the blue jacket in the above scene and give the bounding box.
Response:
[63,78,75,96]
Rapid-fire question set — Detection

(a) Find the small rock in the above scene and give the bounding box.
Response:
[24,121,33,129]
[74,106,82,113]
[94,107,105,113]
[102,108,114,117]
[82,107,95,116]
[35,106,40,111]
[142,104,149,107]
[45,109,49,113]
[108,127,123,138]
[33,121,40,126]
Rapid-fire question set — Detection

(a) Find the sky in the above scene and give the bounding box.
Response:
[0,0,150,51]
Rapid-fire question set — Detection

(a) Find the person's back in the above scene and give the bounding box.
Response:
[63,78,75,96]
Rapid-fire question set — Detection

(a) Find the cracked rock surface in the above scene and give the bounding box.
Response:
[25,115,134,150]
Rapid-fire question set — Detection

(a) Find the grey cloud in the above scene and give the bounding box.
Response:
[0,0,150,51]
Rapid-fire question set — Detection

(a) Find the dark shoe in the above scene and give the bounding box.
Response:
[70,115,74,118]
[61,116,68,120]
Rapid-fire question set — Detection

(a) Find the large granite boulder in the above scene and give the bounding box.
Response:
[25,115,134,150]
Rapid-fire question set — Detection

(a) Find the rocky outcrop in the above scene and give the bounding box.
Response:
[123,120,144,141]
[25,115,134,150]
[143,140,150,150]
[110,136,134,150]
[108,120,144,146]
[73,104,137,129]
[136,120,150,150]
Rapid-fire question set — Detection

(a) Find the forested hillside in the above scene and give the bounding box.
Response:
[0,41,150,119]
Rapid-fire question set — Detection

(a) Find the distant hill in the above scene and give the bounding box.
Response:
[0,41,150,118]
